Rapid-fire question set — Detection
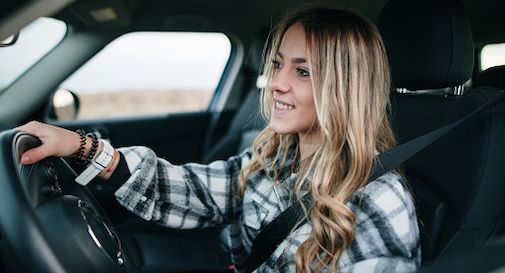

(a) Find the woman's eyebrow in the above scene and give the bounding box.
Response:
[277,52,307,64]
[291,57,307,64]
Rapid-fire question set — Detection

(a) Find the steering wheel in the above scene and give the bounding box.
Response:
[0,130,140,273]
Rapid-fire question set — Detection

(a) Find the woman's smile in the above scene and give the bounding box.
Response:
[273,99,295,112]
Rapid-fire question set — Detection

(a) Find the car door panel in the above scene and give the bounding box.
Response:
[50,111,211,164]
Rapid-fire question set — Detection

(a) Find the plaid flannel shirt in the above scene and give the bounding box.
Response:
[113,146,421,273]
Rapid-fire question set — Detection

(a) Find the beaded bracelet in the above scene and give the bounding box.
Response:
[86,132,99,164]
[73,129,87,165]
[73,130,99,166]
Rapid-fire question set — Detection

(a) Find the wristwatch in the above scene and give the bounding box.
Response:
[75,139,114,185]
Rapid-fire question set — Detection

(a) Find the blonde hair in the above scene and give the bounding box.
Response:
[239,7,397,272]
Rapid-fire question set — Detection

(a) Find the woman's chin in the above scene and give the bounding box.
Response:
[269,123,293,135]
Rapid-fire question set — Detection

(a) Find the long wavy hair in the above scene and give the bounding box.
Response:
[239,7,397,272]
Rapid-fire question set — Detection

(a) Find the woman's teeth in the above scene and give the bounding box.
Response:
[275,101,294,110]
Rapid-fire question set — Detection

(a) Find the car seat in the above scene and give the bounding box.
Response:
[475,65,505,90]
[379,0,505,264]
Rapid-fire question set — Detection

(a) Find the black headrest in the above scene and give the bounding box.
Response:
[244,28,270,75]
[475,65,505,90]
[378,0,474,90]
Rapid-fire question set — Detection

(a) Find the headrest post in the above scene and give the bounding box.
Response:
[396,88,409,94]
[452,85,465,96]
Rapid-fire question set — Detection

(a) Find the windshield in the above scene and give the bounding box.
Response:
[0,17,67,94]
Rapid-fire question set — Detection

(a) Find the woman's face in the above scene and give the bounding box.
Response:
[269,23,317,137]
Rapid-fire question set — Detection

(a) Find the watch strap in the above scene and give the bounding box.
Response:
[75,139,114,185]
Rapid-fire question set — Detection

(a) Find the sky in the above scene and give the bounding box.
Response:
[61,32,231,93]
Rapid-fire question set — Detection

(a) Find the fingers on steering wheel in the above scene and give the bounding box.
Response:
[20,145,48,165]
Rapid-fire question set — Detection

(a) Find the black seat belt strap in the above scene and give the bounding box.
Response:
[372,91,505,181]
[244,91,505,273]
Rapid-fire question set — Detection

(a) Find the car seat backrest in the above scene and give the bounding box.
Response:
[475,65,505,90]
[379,0,505,263]
[202,30,268,163]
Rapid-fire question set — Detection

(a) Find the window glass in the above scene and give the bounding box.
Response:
[0,17,66,94]
[480,42,505,71]
[58,32,231,120]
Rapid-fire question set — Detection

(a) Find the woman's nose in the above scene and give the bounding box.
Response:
[270,69,290,93]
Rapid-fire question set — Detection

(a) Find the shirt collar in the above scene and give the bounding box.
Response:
[264,142,299,182]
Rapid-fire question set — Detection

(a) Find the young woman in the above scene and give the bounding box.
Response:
[18,7,420,273]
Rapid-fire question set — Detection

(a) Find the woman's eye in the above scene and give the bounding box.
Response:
[297,68,310,77]
[272,59,282,69]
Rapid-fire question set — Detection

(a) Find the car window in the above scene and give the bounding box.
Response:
[480,42,505,71]
[0,17,66,94]
[55,31,231,121]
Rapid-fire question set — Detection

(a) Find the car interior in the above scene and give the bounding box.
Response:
[380,0,505,265]
[1,0,505,272]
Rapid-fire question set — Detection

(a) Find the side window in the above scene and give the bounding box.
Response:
[480,42,505,71]
[55,32,231,120]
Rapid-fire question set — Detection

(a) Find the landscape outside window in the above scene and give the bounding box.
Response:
[480,42,505,71]
[60,32,231,120]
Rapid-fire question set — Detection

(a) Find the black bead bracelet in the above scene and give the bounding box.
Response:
[86,132,99,164]
[73,129,87,165]
[73,129,99,166]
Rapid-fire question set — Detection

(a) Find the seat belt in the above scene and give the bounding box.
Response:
[243,91,505,273]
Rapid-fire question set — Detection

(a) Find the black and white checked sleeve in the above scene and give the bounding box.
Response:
[112,146,252,229]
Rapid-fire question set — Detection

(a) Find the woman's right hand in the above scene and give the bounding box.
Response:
[16,121,85,165]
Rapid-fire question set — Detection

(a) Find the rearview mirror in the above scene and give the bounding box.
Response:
[0,33,19,47]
